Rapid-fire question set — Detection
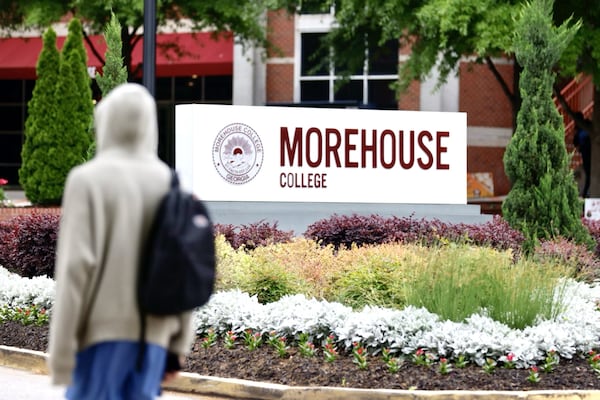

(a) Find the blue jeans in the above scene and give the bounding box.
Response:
[66,341,167,400]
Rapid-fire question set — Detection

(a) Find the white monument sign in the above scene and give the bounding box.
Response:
[176,104,467,204]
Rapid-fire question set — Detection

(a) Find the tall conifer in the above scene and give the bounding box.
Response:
[84,12,129,160]
[502,0,592,250]
[19,27,60,204]
[36,17,94,204]
[96,12,128,96]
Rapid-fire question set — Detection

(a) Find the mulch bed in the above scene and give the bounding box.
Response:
[2,321,600,391]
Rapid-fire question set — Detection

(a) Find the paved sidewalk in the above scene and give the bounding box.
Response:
[0,366,218,400]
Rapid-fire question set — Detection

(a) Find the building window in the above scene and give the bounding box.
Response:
[0,80,33,186]
[299,0,333,14]
[297,30,398,109]
[0,75,232,187]
[152,75,232,164]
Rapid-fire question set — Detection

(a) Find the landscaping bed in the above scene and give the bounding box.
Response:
[1,321,600,391]
[3,214,600,391]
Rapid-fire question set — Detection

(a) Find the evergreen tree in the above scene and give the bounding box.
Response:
[19,27,61,204]
[61,17,94,144]
[85,12,128,160]
[96,12,128,97]
[22,17,93,204]
[502,0,592,250]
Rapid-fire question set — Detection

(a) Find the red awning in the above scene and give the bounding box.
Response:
[0,32,233,79]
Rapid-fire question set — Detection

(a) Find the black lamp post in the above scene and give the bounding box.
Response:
[143,0,156,97]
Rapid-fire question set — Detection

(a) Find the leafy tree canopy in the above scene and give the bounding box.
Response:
[325,0,519,93]
[1,0,299,46]
[0,0,301,76]
[554,2,600,86]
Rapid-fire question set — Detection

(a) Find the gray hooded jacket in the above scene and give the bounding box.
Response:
[48,83,194,385]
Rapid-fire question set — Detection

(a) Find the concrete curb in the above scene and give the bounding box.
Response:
[2,345,600,400]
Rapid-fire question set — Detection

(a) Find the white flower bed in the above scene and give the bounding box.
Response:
[2,266,600,368]
[0,266,55,309]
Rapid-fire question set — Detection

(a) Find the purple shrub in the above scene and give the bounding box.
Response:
[213,223,236,246]
[459,216,525,254]
[534,236,600,281]
[215,221,293,250]
[583,218,600,257]
[0,213,59,278]
[304,213,526,256]
[304,214,389,249]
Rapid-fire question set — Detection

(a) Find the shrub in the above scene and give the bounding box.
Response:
[213,224,237,247]
[238,259,305,304]
[304,214,394,249]
[304,214,526,257]
[0,213,59,278]
[247,238,341,299]
[215,221,293,251]
[533,236,600,282]
[213,234,256,292]
[402,244,570,329]
[326,256,406,310]
[583,218,600,256]
[502,0,591,251]
[444,216,526,260]
[0,220,12,267]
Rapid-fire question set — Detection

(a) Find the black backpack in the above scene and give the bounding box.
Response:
[138,169,216,315]
[135,170,216,368]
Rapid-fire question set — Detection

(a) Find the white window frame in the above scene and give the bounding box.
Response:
[294,13,398,106]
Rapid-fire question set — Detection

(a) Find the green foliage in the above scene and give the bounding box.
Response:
[215,235,308,303]
[212,236,575,328]
[238,260,303,304]
[20,18,93,204]
[213,234,257,291]
[19,27,61,204]
[14,0,301,78]
[95,12,127,97]
[86,11,128,161]
[0,304,49,326]
[36,18,92,204]
[503,0,591,250]
[555,1,600,87]
[323,0,518,96]
[402,244,570,329]
[326,258,406,310]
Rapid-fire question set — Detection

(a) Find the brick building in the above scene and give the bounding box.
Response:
[0,8,591,201]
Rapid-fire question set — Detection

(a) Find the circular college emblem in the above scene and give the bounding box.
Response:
[213,123,263,185]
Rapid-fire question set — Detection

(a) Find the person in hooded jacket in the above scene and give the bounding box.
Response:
[573,111,592,198]
[48,83,194,399]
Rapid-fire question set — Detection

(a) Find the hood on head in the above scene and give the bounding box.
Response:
[94,83,158,156]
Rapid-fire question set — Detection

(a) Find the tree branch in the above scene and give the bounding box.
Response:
[82,29,104,66]
[484,56,515,105]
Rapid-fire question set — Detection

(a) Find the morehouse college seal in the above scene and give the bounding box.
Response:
[213,123,263,184]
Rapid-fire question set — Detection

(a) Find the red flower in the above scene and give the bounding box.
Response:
[416,348,425,356]
[0,178,7,185]
[440,358,448,364]
[531,366,539,373]
[507,352,515,362]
